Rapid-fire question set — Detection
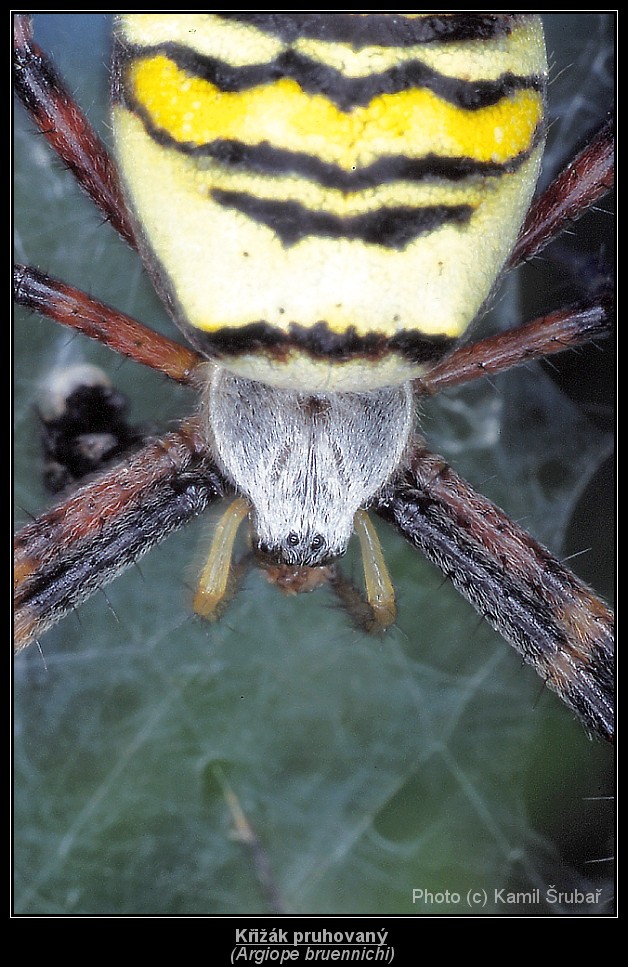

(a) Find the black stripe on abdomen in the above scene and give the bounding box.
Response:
[218,13,521,48]
[177,139,538,190]
[117,41,543,114]
[183,318,456,368]
[210,189,473,249]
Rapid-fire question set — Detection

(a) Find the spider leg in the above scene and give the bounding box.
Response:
[14,264,203,384]
[14,419,227,653]
[417,293,612,395]
[374,444,614,744]
[510,118,614,266]
[325,565,391,635]
[13,14,136,248]
[418,118,614,396]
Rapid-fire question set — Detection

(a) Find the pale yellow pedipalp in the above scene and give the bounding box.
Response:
[354,510,396,632]
[193,497,250,619]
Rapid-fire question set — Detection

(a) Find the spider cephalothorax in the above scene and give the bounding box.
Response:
[204,370,414,566]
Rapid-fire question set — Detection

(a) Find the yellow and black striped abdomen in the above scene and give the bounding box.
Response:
[112,13,547,390]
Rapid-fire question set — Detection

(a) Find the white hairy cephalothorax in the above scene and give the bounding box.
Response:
[204,366,414,566]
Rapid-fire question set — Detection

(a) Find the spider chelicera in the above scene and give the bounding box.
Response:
[12,15,616,924]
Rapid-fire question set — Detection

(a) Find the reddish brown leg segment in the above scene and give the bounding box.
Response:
[14,264,203,384]
[13,13,137,248]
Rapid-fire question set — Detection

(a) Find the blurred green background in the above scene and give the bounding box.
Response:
[13,14,614,916]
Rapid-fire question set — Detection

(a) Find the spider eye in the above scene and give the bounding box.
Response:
[287,531,300,547]
[310,534,325,551]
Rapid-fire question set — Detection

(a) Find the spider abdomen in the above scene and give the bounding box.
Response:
[111,13,547,391]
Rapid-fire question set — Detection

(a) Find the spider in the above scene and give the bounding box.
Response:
[12,15,616,920]
[16,11,612,738]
